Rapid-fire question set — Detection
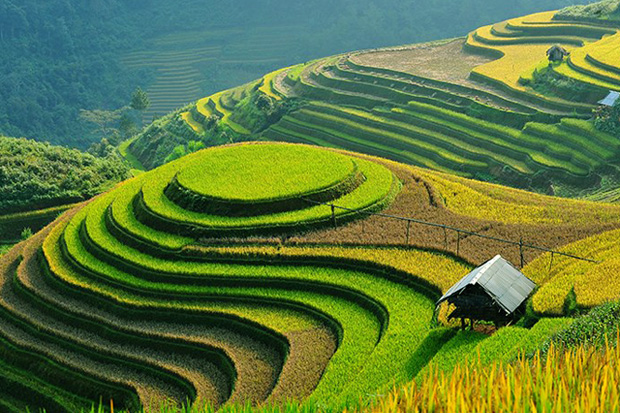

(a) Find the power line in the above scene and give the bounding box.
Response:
[302,198,599,266]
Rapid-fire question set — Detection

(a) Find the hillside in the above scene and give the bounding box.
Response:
[0,136,129,243]
[2,142,620,411]
[5,1,620,412]
[127,3,620,199]
[0,0,596,148]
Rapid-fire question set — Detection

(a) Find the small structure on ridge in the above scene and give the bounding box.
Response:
[546,44,570,63]
[436,255,536,327]
[598,90,620,107]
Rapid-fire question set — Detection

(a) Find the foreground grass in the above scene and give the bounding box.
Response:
[369,338,620,412]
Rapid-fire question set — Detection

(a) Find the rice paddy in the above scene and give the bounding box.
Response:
[9,3,620,411]
[4,141,620,411]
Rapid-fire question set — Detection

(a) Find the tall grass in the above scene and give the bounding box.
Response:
[368,333,620,413]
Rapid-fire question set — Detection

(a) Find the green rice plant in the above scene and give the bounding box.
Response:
[17,241,288,408]
[44,219,348,405]
[264,115,459,175]
[414,167,620,225]
[174,144,357,203]
[415,330,487,379]
[291,109,485,169]
[66,210,440,404]
[0,274,189,412]
[12,247,237,409]
[522,122,610,166]
[42,160,464,402]
[188,244,468,297]
[559,117,620,149]
[135,144,396,238]
[420,317,572,380]
[51,212,381,399]
[304,103,509,172]
[390,106,596,176]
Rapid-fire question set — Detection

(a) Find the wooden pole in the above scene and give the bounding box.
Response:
[548,251,555,274]
[331,204,336,228]
[519,237,524,269]
[443,226,448,250]
[456,230,461,256]
[406,220,411,245]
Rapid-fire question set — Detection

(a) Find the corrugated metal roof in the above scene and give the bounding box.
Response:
[436,255,537,314]
[598,91,620,107]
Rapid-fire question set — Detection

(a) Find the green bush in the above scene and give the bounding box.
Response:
[541,299,620,352]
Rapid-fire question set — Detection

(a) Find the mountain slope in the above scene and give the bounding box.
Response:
[128,5,620,197]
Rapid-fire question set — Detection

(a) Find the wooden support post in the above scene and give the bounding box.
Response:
[461,318,465,330]
[443,226,448,250]
[406,220,411,245]
[456,230,460,256]
[548,251,555,274]
[331,204,336,228]
[519,237,524,269]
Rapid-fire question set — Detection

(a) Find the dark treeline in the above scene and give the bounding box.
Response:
[0,0,595,148]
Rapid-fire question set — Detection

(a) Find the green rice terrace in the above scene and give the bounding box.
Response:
[4,140,620,411]
[6,1,620,412]
[126,3,620,199]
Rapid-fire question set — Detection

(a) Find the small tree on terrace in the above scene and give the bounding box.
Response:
[130,87,150,126]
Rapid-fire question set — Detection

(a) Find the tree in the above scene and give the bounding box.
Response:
[164,145,187,164]
[594,100,620,137]
[130,87,150,126]
[119,113,137,140]
[79,108,122,138]
[20,227,32,240]
[163,140,205,164]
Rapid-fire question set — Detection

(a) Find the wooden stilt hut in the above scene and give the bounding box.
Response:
[436,255,536,326]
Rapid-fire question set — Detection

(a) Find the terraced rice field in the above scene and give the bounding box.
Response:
[159,9,620,191]
[4,142,620,411]
[34,5,620,409]
[123,26,301,121]
[0,143,433,411]
[466,9,620,109]
[260,53,616,186]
